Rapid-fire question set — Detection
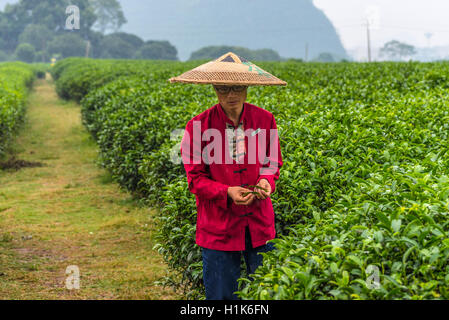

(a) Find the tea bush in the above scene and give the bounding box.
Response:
[53,58,200,102]
[0,62,35,158]
[53,58,449,299]
[31,63,51,79]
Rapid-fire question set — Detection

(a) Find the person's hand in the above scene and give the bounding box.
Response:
[254,179,272,200]
[227,186,256,206]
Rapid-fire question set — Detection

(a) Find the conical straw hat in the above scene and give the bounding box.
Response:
[169,52,287,86]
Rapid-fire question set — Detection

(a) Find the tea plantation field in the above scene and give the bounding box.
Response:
[49,58,449,299]
[0,62,38,158]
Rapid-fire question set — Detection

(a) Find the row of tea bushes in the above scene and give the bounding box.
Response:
[67,60,216,298]
[0,62,36,158]
[50,57,201,102]
[31,63,51,79]
[236,62,449,299]
[53,57,285,297]
[53,58,449,299]
[237,87,449,299]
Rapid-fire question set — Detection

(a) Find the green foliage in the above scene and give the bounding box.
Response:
[15,43,36,63]
[380,40,417,61]
[134,41,178,60]
[49,57,87,81]
[47,33,87,60]
[0,62,36,158]
[98,33,139,59]
[313,52,335,62]
[18,24,55,53]
[90,0,127,34]
[53,57,449,300]
[54,58,191,102]
[0,50,9,62]
[106,32,144,49]
[31,63,51,79]
[153,179,203,298]
[0,0,176,62]
[94,35,178,60]
[0,0,96,53]
[189,46,282,61]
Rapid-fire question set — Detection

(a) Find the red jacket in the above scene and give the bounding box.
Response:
[181,102,283,251]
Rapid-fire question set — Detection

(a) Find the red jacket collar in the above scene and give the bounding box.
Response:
[216,102,248,127]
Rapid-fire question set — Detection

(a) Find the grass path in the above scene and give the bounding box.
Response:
[0,74,179,299]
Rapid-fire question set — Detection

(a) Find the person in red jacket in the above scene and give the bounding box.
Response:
[172,52,286,300]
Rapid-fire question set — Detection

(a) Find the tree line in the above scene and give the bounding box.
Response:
[0,0,337,63]
[0,0,178,62]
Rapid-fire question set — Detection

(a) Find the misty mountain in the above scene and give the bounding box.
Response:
[0,0,348,61]
[117,0,348,61]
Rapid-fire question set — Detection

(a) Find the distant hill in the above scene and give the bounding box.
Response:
[0,0,349,61]
[118,0,348,61]
[190,46,282,61]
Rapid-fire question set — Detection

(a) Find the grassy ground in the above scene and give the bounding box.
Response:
[0,74,180,299]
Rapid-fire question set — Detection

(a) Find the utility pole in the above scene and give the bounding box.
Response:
[85,40,91,58]
[305,42,309,62]
[365,5,380,62]
[366,19,372,62]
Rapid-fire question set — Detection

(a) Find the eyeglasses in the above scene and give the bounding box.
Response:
[213,85,248,94]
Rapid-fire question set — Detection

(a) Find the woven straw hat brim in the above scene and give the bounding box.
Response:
[169,52,287,86]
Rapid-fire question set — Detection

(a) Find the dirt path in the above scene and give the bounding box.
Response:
[0,74,179,299]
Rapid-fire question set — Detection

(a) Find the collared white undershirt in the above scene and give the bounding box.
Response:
[225,122,246,163]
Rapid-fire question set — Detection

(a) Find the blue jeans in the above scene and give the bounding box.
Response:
[201,226,275,300]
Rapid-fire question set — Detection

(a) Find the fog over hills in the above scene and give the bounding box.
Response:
[0,0,349,61]
[116,0,349,61]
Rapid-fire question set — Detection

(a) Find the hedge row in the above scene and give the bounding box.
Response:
[50,57,202,102]
[0,62,36,158]
[53,58,449,299]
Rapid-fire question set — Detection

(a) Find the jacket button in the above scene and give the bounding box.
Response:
[240,212,253,217]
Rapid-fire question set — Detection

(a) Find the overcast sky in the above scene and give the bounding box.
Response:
[313,0,449,51]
